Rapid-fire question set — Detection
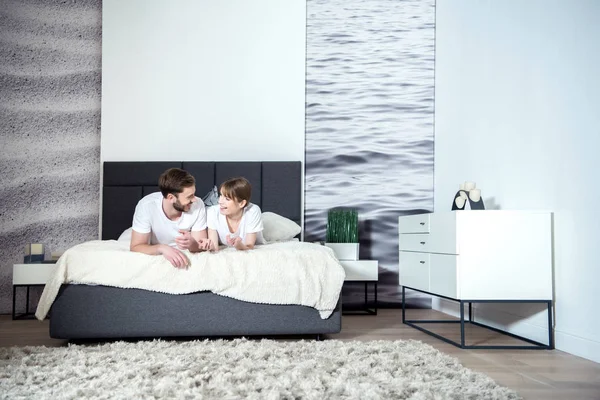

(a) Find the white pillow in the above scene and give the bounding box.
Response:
[262,212,302,242]
[118,227,133,243]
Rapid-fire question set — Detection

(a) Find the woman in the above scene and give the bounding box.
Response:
[207,177,265,251]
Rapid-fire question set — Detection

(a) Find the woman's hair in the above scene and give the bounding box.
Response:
[220,177,252,205]
[158,168,195,198]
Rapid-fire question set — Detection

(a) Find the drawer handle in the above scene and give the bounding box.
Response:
[420,241,426,245]
[419,222,425,225]
[419,261,425,264]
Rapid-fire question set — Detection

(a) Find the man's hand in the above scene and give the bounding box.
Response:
[158,245,189,269]
[175,230,198,251]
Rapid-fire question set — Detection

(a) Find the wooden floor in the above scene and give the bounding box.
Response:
[1,309,599,400]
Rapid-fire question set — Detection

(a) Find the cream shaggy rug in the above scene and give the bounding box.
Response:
[0,339,520,399]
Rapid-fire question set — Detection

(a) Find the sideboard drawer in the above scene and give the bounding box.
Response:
[399,232,458,255]
[429,254,458,298]
[399,251,430,291]
[398,233,430,252]
[398,214,430,233]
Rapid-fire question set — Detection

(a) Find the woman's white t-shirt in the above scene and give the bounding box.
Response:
[132,192,207,246]
[207,203,265,246]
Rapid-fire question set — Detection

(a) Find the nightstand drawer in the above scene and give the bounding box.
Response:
[398,214,430,233]
[341,260,378,281]
[399,251,429,291]
[429,254,458,298]
[13,263,56,285]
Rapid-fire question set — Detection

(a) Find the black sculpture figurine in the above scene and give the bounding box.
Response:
[467,188,485,210]
[451,183,485,210]
[451,190,468,210]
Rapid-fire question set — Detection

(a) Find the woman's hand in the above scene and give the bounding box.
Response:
[233,237,245,250]
[225,234,237,247]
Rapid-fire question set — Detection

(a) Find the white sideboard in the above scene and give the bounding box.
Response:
[398,210,554,349]
[398,211,552,300]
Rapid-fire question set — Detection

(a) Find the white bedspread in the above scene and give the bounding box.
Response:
[35,240,345,320]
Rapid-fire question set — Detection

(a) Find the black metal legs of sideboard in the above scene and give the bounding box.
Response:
[401,286,554,350]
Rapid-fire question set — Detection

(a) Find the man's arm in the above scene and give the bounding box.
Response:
[130,230,188,268]
[130,230,157,254]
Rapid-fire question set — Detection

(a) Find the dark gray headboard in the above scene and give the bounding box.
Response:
[102,161,302,240]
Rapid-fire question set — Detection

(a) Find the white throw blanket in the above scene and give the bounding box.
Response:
[35,240,345,320]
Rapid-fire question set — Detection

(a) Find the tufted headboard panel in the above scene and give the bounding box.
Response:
[101,161,301,240]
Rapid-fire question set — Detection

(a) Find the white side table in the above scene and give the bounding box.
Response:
[12,263,56,319]
[340,260,378,315]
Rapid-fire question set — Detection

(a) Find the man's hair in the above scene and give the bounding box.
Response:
[158,168,195,198]
[219,177,252,205]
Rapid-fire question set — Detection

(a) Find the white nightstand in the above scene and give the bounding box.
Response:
[12,263,56,319]
[340,260,378,315]
[398,211,553,349]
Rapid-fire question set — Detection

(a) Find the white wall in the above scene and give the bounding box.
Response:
[101,0,306,162]
[435,0,600,363]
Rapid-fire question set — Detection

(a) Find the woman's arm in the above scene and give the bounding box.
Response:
[208,228,220,251]
[233,233,256,251]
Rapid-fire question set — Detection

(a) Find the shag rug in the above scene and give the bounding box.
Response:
[0,339,520,399]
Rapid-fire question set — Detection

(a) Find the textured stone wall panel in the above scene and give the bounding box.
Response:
[0,0,102,314]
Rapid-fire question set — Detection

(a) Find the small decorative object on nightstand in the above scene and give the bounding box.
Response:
[12,262,56,319]
[24,243,45,263]
[324,209,359,260]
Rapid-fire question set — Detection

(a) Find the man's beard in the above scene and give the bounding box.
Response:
[173,199,188,212]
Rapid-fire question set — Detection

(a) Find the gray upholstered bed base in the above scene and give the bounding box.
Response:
[50,285,342,339]
[48,161,342,340]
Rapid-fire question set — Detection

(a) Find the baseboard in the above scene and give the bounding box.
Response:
[554,329,600,364]
[434,299,600,364]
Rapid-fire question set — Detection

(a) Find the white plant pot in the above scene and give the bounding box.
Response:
[325,243,359,261]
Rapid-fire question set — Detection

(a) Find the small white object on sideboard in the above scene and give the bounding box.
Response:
[398,211,552,300]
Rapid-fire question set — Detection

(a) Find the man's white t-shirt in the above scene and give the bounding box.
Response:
[132,192,207,246]
[207,203,265,246]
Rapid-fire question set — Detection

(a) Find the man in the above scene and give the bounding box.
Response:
[130,168,212,268]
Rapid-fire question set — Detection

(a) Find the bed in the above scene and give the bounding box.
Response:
[42,161,343,340]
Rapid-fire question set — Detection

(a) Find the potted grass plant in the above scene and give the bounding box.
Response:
[325,208,359,260]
